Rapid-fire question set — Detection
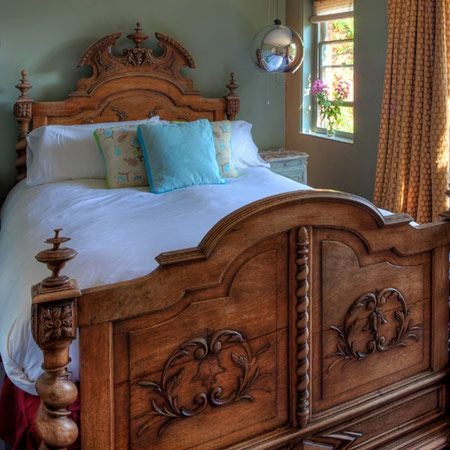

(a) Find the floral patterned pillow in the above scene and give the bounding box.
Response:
[94,126,148,188]
[210,121,238,178]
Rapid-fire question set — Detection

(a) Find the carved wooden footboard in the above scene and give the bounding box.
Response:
[31,191,450,449]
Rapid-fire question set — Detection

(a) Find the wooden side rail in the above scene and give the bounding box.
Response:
[32,229,80,450]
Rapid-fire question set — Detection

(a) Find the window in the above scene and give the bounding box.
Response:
[310,0,354,138]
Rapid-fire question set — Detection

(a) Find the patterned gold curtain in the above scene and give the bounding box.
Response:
[373,0,450,223]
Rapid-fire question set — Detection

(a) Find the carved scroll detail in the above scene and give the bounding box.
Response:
[75,22,197,94]
[137,329,271,437]
[327,288,421,372]
[295,226,310,428]
[278,430,362,449]
[111,106,128,122]
[303,431,362,449]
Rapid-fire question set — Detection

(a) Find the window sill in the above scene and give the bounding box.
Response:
[301,131,354,145]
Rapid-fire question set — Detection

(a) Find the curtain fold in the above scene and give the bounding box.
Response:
[373,0,449,223]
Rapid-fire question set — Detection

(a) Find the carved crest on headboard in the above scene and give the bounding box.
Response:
[73,22,197,95]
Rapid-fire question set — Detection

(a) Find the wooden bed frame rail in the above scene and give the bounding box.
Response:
[13,23,450,449]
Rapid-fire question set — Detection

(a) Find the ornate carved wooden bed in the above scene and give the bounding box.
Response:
[12,23,450,449]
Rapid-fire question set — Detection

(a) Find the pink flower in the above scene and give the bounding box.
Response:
[311,79,327,96]
[335,80,350,100]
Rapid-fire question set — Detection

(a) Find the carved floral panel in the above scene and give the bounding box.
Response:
[327,288,421,372]
[136,328,272,438]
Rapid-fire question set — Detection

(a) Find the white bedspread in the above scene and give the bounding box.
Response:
[0,167,314,395]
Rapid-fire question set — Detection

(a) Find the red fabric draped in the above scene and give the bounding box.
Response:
[0,377,80,450]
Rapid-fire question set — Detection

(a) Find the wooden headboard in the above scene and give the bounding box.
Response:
[13,22,240,181]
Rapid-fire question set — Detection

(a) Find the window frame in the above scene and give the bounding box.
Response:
[311,15,355,140]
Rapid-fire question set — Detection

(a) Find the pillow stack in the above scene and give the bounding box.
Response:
[26,116,269,193]
[26,117,161,186]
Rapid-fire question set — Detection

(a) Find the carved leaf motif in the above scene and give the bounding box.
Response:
[111,107,128,122]
[137,329,271,437]
[75,26,197,94]
[41,304,74,343]
[123,47,154,66]
[14,102,32,119]
[327,288,421,371]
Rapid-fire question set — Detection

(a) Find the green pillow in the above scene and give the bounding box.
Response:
[211,120,238,178]
[137,119,225,194]
[94,126,148,188]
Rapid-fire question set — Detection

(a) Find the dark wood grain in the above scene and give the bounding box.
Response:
[79,322,115,450]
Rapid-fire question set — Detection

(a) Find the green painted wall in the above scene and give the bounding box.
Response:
[0,0,285,203]
[286,0,388,200]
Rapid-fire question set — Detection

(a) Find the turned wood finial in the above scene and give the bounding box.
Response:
[16,69,32,99]
[127,21,149,47]
[35,229,78,289]
[226,72,238,96]
[225,72,240,121]
[32,229,80,449]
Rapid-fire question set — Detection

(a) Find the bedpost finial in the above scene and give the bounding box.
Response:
[15,68,32,99]
[35,229,78,289]
[127,21,149,47]
[226,72,238,96]
[225,72,240,120]
[31,231,80,449]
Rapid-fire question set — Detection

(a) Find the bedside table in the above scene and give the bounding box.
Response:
[260,149,309,184]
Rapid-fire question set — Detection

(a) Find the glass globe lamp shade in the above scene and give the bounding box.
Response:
[251,20,304,73]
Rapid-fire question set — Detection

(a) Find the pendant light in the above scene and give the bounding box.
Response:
[251,0,304,73]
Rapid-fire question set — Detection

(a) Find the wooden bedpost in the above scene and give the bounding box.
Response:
[31,229,80,450]
[14,69,33,182]
[225,72,240,120]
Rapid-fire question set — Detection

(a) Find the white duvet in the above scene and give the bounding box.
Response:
[0,167,314,395]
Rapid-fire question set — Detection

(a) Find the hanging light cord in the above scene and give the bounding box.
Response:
[274,0,281,25]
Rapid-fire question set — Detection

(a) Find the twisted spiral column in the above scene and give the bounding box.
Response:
[295,226,310,428]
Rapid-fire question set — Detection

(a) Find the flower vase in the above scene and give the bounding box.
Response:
[326,127,335,138]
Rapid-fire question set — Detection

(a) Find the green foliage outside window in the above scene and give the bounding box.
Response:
[315,17,354,136]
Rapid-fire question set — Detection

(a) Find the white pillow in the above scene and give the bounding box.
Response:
[230,120,270,169]
[26,117,161,186]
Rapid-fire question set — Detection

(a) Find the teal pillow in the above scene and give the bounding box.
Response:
[137,119,225,194]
